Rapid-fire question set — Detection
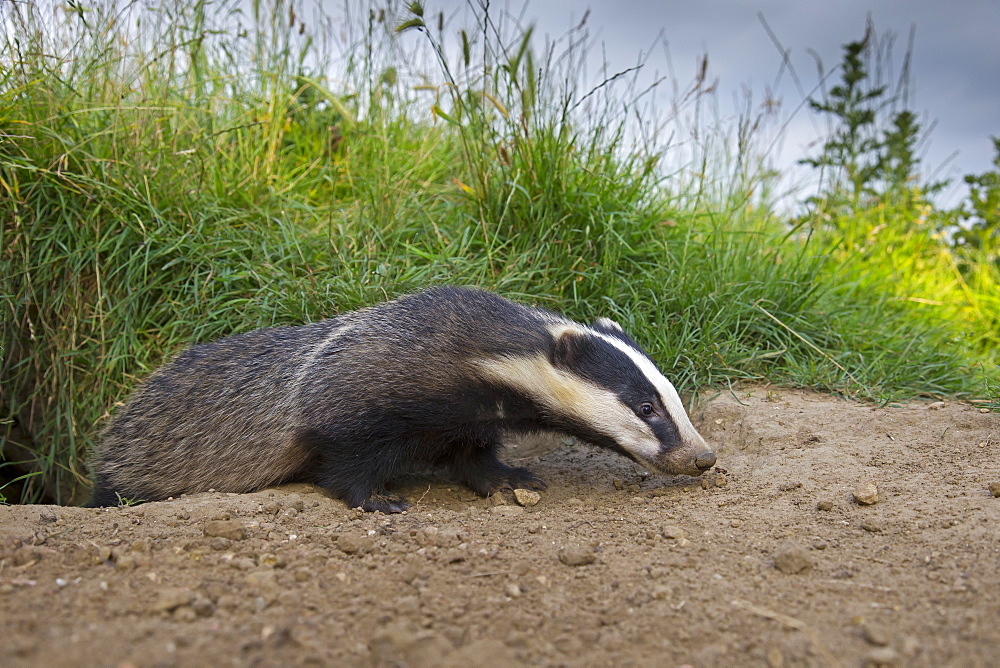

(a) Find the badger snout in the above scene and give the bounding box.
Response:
[695,451,717,471]
[642,442,717,477]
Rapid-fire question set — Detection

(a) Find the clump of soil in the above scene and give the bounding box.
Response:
[2,387,997,666]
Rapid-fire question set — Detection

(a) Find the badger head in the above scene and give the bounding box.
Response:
[478,319,716,477]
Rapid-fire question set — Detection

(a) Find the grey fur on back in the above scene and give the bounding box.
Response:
[92,287,565,502]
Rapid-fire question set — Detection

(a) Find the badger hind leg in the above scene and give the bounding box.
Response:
[304,431,414,513]
[448,442,546,497]
[87,482,123,508]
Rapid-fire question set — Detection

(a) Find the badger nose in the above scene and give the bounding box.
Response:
[695,451,716,471]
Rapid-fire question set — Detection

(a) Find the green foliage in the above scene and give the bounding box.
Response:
[0,1,995,504]
[955,137,1000,257]
[801,23,945,213]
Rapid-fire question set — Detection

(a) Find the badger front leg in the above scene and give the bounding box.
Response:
[448,440,547,498]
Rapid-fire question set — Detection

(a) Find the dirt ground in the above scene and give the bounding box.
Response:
[1,386,998,667]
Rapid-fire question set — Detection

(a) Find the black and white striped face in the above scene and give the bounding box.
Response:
[476,320,716,477]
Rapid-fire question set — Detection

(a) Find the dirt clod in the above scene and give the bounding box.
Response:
[150,586,193,614]
[773,545,812,574]
[558,544,596,567]
[337,533,374,555]
[203,519,247,541]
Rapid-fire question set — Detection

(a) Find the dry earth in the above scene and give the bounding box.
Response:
[1,387,998,667]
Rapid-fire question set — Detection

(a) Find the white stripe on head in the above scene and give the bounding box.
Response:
[472,352,662,460]
[587,330,708,449]
[594,317,624,332]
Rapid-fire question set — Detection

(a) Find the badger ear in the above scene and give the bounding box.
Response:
[592,317,624,334]
[549,325,591,369]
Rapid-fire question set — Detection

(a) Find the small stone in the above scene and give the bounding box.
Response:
[862,623,891,647]
[558,544,596,567]
[778,481,802,492]
[151,587,193,613]
[730,519,743,528]
[863,646,899,667]
[853,482,879,505]
[816,499,835,511]
[988,482,1000,498]
[190,595,215,617]
[504,583,521,598]
[773,546,812,574]
[208,537,231,551]
[513,489,541,507]
[203,520,247,541]
[715,473,728,487]
[927,401,946,410]
[612,478,624,490]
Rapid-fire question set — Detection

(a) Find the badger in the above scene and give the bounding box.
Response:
[89,286,716,512]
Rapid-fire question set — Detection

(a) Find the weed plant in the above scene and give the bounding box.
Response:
[1,0,995,503]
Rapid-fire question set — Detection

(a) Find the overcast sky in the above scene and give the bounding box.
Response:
[392,0,999,206]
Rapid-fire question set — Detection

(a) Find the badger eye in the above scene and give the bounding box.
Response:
[639,402,656,417]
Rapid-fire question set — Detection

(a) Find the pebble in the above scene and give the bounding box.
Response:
[612,478,624,490]
[558,544,596,567]
[773,545,812,574]
[862,623,891,647]
[988,482,1000,498]
[861,520,885,533]
[514,489,541,507]
[853,482,879,506]
[489,505,525,517]
[816,499,835,511]
[778,481,802,492]
[863,646,899,667]
[714,473,728,487]
[729,519,743,528]
[203,520,247,541]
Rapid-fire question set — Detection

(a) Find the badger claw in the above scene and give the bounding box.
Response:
[358,492,411,514]
[484,466,547,496]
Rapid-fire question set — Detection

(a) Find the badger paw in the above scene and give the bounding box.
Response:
[353,491,411,514]
[497,466,547,494]
[462,463,547,497]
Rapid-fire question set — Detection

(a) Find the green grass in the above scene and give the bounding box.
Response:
[1,0,996,503]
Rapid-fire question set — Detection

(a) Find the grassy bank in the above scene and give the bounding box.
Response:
[2,0,996,503]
